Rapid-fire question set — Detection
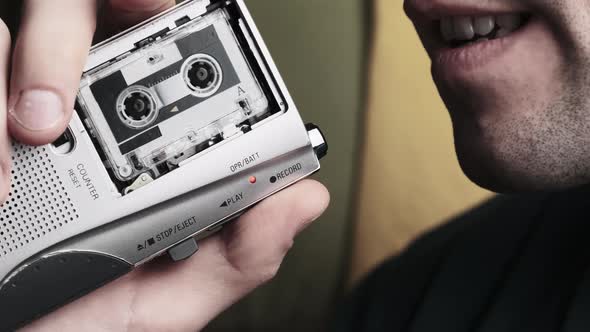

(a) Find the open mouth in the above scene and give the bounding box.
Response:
[438,13,532,48]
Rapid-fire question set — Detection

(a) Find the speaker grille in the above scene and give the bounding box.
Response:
[0,144,79,257]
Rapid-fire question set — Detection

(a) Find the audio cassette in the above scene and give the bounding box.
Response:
[0,0,327,330]
[78,5,273,186]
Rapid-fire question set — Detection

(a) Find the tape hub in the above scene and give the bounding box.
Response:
[182,54,223,98]
[116,86,159,129]
[125,93,152,120]
[189,63,214,88]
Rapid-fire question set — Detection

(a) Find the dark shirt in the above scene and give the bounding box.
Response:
[335,186,590,332]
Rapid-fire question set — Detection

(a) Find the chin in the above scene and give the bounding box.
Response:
[453,126,590,194]
[455,145,540,194]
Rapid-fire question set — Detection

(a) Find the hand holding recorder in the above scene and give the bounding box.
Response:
[0,1,330,331]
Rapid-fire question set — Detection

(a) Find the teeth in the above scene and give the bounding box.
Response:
[440,14,525,45]
[496,14,522,30]
[440,18,454,42]
[474,16,495,36]
[453,17,475,40]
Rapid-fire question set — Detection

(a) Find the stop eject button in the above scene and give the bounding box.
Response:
[168,238,199,262]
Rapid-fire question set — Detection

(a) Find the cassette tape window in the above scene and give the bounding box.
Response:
[77,6,284,194]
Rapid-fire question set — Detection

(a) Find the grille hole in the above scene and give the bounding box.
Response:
[0,144,79,258]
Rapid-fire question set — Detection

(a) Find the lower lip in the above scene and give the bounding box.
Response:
[432,18,539,76]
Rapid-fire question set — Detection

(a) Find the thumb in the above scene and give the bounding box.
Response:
[8,0,97,145]
[219,179,331,287]
[16,180,330,332]
[125,180,330,331]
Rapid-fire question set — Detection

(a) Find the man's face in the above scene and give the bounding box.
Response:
[405,0,590,192]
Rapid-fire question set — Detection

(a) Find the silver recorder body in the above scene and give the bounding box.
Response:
[0,1,327,330]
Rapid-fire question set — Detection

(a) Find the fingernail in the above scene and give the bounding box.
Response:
[10,89,64,131]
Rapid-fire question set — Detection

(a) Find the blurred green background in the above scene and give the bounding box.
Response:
[207,1,367,330]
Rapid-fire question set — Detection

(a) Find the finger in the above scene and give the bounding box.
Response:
[8,0,97,145]
[109,0,176,23]
[0,20,11,202]
[220,180,332,283]
[125,180,331,331]
[20,180,330,331]
[98,0,175,36]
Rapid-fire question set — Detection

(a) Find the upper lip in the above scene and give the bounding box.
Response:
[404,0,529,20]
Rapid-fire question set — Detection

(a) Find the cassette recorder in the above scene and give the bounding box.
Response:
[0,0,327,330]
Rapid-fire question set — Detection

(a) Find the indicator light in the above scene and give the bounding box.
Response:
[249,176,257,184]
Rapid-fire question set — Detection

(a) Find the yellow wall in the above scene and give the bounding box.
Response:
[349,1,492,284]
